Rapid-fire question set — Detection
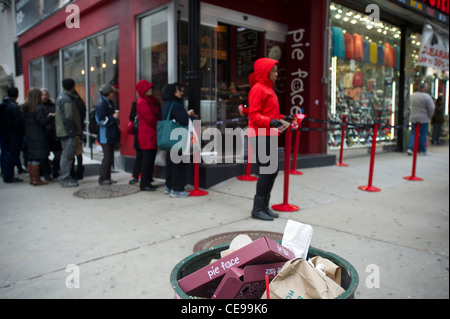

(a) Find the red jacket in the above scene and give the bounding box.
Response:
[136,80,161,150]
[248,58,283,137]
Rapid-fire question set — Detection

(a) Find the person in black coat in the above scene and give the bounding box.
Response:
[128,101,142,184]
[21,88,52,186]
[1,87,24,183]
[40,88,61,180]
[161,83,196,198]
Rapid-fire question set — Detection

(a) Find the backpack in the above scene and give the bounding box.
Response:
[88,110,99,135]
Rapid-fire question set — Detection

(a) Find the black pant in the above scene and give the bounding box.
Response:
[250,136,279,197]
[132,148,143,179]
[3,135,22,182]
[165,152,186,192]
[140,149,156,188]
[99,143,115,183]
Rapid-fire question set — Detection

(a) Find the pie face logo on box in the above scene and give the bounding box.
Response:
[207,257,241,280]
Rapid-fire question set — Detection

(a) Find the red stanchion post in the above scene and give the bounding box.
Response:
[237,144,258,181]
[336,115,349,167]
[358,123,381,192]
[290,129,303,175]
[272,128,300,212]
[190,122,208,197]
[404,123,424,181]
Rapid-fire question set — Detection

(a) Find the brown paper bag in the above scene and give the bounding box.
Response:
[309,256,342,286]
[263,258,345,299]
[75,136,83,156]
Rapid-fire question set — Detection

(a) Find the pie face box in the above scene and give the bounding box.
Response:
[178,237,295,298]
[212,262,286,299]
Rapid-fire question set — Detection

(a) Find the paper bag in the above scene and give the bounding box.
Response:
[263,258,345,299]
[309,256,342,286]
[281,220,313,260]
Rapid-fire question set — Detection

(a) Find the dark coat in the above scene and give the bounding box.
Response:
[22,104,50,160]
[96,96,120,145]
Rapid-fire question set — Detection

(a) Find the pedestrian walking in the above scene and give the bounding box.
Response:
[136,80,160,192]
[21,88,51,186]
[55,78,82,188]
[407,83,435,156]
[96,85,121,186]
[431,96,445,145]
[248,58,293,221]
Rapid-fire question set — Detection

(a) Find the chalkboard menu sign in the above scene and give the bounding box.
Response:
[236,30,259,86]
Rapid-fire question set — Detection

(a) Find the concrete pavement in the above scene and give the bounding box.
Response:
[0,143,448,299]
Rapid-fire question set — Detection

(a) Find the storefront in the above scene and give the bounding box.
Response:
[17,0,448,187]
[328,0,449,152]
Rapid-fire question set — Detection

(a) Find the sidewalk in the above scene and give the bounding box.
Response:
[0,143,448,299]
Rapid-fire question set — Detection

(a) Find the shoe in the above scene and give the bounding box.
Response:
[164,186,171,195]
[407,149,413,156]
[141,185,157,192]
[99,180,113,186]
[420,151,432,156]
[60,180,79,188]
[29,164,48,186]
[251,195,274,221]
[263,195,279,218]
[170,190,190,198]
[4,177,23,183]
[129,177,139,185]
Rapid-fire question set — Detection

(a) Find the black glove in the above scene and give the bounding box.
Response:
[283,115,296,123]
[270,119,283,128]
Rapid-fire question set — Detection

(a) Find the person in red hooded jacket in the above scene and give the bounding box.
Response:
[248,58,293,221]
[136,79,161,191]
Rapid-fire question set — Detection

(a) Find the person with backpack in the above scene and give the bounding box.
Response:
[1,87,24,183]
[55,78,82,188]
[96,84,120,186]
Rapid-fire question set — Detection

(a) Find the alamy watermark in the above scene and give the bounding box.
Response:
[65,4,80,29]
[65,264,80,289]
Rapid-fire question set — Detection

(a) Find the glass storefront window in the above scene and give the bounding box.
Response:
[62,42,86,103]
[29,58,43,88]
[329,2,401,150]
[88,29,119,108]
[139,9,168,98]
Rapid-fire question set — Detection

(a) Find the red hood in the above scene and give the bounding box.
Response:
[136,79,154,97]
[249,58,279,88]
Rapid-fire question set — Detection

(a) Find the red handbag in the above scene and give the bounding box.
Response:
[126,120,135,135]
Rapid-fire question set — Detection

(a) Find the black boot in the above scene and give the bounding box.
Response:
[263,195,279,218]
[251,195,274,221]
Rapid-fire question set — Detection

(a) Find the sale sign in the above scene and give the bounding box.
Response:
[418,24,449,71]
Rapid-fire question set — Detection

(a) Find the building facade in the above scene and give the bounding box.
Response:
[16,0,449,186]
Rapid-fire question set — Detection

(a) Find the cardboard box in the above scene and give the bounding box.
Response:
[212,262,286,299]
[178,237,295,298]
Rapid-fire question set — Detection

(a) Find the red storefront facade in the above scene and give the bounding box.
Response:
[18,0,449,187]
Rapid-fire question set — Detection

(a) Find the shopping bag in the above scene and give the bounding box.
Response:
[281,220,313,260]
[157,102,188,151]
[263,258,345,299]
[182,118,200,156]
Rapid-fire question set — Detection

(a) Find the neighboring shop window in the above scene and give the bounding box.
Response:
[139,8,169,99]
[329,2,401,150]
[29,58,43,88]
[62,42,86,103]
[88,29,119,108]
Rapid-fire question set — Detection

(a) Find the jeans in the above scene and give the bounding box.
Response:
[408,123,429,153]
[250,136,279,197]
[99,143,115,183]
[140,149,157,189]
[59,137,76,183]
[165,151,186,192]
